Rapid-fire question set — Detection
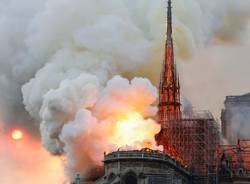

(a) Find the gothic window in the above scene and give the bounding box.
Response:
[123,171,137,184]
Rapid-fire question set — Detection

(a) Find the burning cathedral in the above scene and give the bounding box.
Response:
[72,0,250,184]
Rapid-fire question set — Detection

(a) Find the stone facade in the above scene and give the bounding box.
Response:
[95,149,190,184]
[219,176,250,184]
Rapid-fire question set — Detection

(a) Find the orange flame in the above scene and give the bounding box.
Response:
[109,112,160,150]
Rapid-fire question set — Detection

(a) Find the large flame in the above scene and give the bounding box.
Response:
[58,76,160,177]
[110,111,160,150]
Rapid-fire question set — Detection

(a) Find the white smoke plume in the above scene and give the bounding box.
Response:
[1,0,250,180]
[60,76,159,176]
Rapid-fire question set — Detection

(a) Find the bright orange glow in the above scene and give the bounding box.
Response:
[110,112,160,150]
[11,129,23,140]
[0,132,67,184]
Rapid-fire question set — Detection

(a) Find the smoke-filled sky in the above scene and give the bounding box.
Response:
[1,0,250,183]
[0,131,67,183]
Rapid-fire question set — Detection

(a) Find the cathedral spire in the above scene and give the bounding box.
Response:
[156,0,181,157]
[158,0,180,118]
[167,0,172,40]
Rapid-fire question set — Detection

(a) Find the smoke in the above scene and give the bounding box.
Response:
[41,75,159,176]
[231,108,250,140]
[1,0,250,180]
[215,0,250,42]
[220,100,250,144]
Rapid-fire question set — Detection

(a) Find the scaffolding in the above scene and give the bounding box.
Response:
[156,111,220,184]
[217,139,250,181]
[156,1,220,183]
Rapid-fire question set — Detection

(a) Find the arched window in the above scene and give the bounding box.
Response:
[238,168,244,176]
[123,171,137,184]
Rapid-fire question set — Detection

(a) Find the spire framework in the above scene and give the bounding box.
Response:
[158,0,180,120]
[155,0,182,161]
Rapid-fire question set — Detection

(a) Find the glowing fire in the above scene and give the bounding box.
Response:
[11,129,23,140]
[110,112,160,150]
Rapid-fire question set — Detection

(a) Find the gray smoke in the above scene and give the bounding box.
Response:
[222,100,250,143]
